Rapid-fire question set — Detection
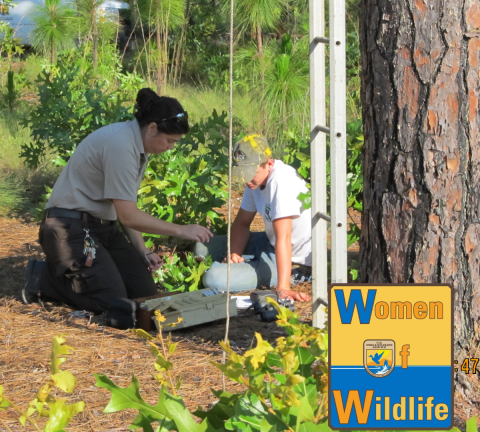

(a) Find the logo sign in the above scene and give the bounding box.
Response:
[329,284,453,430]
[364,340,395,378]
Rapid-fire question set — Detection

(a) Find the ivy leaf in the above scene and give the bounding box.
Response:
[44,399,85,432]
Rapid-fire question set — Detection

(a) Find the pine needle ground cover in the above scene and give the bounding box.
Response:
[0,216,312,431]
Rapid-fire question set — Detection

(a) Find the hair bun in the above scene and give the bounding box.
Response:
[135,88,159,116]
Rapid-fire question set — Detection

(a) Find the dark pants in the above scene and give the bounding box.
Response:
[38,212,157,313]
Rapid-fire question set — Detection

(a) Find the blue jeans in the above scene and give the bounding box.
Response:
[194,232,278,292]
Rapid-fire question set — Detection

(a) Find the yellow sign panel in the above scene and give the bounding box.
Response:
[329,284,453,430]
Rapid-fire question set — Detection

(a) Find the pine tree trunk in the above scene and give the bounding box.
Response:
[359,0,480,401]
[93,34,98,72]
[256,25,267,132]
[156,1,162,95]
[256,24,263,56]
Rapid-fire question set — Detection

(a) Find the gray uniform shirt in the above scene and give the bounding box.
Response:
[47,120,147,220]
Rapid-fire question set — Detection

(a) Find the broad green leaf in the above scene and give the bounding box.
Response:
[130,412,155,432]
[138,186,152,194]
[95,374,167,421]
[44,399,85,432]
[298,421,323,432]
[198,159,208,172]
[232,393,269,431]
[213,360,245,381]
[51,370,77,393]
[168,341,179,354]
[143,196,158,205]
[161,389,204,432]
[293,395,315,428]
[467,416,478,432]
[194,402,235,429]
[259,415,286,432]
[285,374,305,387]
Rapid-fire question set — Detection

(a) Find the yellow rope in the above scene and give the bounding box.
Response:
[222,0,235,391]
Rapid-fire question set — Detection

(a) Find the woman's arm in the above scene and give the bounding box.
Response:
[113,199,213,243]
[122,224,163,271]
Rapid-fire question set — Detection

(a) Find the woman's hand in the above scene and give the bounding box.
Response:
[146,252,163,272]
[178,224,213,243]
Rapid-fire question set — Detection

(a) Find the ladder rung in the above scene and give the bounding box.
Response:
[315,125,330,134]
[316,212,331,223]
[314,37,329,44]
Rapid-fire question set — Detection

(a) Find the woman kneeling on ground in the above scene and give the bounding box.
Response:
[23,88,212,328]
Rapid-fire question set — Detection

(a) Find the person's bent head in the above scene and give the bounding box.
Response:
[232,135,273,190]
[134,88,189,154]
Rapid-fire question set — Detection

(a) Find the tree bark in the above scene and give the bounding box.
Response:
[91,9,98,72]
[93,34,98,72]
[256,24,263,56]
[359,0,480,400]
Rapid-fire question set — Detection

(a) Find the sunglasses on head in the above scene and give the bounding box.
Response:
[158,111,188,123]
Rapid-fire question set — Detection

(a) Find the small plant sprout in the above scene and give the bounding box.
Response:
[0,336,85,431]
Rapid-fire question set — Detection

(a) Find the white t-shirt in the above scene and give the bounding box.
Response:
[240,160,312,265]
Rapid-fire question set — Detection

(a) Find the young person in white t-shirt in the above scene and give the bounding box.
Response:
[194,135,312,302]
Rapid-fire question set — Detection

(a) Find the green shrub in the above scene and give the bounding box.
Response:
[155,252,213,292]
[0,336,84,431]
[0,21,24,60]
[20,56,131,168]
[138,109,231,248]
[97,302,329,431]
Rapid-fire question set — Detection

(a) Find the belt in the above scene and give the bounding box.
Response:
[46,208,114,225]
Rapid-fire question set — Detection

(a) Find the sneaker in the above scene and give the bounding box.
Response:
[22,259,46,304]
